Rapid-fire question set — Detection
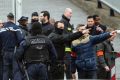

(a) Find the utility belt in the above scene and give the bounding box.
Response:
[24,60,50,65]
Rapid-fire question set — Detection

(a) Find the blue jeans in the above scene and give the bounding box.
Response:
[27,63,48,80]
[3,51,22,80]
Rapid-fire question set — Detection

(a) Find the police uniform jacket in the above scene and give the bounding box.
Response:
[0,21,23,52]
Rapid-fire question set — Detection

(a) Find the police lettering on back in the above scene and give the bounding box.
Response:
[24,37,49,63]
[30,38,45,45]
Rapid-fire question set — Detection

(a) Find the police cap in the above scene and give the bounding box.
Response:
[18,16,28,22]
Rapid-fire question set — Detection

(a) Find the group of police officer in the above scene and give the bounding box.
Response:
[0,8,118,80]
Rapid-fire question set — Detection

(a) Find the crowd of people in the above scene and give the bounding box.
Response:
[0,8,118,80]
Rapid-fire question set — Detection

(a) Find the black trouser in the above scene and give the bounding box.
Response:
[97,65,110,79]
[71,57,76,74]
[50,61,64,80]
[64,53,72,79]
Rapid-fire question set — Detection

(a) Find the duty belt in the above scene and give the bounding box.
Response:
[24,60,47,64]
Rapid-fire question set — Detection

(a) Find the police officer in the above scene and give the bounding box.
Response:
[18,16,29,38]
[40,11,54,36]
[0,19,3,80]
[17,22,57,80]
[48,21,89,79]
[0,13,23,80]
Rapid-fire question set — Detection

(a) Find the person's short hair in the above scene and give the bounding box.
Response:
[76,24,85,30]
[41,11,50,20]
[87,15,93,19]
[30,22,42,35]
[54,21,63,28]
[7,13,14,20]
[93,14,99,20]
[32,12,38,17]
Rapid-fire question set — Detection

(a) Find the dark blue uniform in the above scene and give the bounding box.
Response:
[0,47,2,80]
[17,35,57,80]
[0,37,3,80]
[0,21,23,80]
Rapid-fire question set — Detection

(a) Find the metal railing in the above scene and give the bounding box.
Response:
[85,0,120,16]
[97,0,120,16]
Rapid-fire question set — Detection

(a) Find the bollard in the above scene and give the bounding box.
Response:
[110,9,115,16]
[97,0,102,8]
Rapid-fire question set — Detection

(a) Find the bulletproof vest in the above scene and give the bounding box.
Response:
[24,36,49,63]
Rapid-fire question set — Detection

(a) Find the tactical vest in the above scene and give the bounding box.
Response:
[24,36,49,63]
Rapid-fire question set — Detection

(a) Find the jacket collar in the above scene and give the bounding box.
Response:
[72,35,90,46]
[42,22,50,26]
[19,25,28,31]
[62,15,70,22]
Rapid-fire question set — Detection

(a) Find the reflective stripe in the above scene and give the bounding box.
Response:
[67,27,72,31]
[65,47,71,52]
[0,27,22,33]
